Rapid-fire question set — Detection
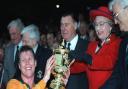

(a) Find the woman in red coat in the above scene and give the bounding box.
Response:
[70,6,122,89]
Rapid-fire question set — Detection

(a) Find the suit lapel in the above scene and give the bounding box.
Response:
[10,44,15,62]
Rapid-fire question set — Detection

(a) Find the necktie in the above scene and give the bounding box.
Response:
[15,46,19,61]
[67,42,71,50]
[125,44,128,75]
[14,46,21,76]
[126,45,128,65]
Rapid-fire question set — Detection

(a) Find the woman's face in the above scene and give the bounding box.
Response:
[93,16,112,41]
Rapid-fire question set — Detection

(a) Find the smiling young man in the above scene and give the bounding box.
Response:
[6,46,55,89]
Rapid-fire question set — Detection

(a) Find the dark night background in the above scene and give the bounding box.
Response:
[0,0,110,39]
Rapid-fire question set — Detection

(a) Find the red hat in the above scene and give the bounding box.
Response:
[89,6,113,21]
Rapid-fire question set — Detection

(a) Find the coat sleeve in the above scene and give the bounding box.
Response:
[87,39,121,70]
[99,58,122,89]
[70,61,87,74]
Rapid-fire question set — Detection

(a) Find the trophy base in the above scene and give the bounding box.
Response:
[50,77,65,89]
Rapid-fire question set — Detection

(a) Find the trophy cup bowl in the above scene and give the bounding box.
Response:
[50,46,70,89]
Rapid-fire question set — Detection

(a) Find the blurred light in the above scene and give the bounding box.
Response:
[86,6,91,10]
[56,4,60,8]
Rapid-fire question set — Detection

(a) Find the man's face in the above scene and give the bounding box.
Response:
[40,34,47,45]
[60,16,76,41]
[22,33,35,48]
[79,22,88,36]
[9,27,21,44]
[47,33,55,47]
[113,3,128,31]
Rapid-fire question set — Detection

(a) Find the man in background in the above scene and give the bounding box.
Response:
[60,11,90,89]
[3,18,24,85]
[101,0,128,89]
[21,24,52,83]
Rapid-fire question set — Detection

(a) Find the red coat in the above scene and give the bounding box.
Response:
[70,34,121,89]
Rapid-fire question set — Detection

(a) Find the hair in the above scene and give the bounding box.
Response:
[7,18,24,32]
[61,11,78,30]
[109,0,115,11]
[0,39,5,49]
[47,32,56,38]
[109,0,128,11]
[61,11,78,22]
[18,45,36,62]
[79,21,89,29]
[21,24,40,42]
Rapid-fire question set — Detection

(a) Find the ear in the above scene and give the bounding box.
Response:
[74,22,78,30]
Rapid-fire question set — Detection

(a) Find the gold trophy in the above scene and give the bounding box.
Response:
[50,39,70,89]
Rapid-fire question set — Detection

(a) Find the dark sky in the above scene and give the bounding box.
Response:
[0,0,110,38]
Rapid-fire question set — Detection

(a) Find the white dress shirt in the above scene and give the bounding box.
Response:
[66,35,78,51]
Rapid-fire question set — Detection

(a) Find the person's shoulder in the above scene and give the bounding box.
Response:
[112,34,121,40]
[120,36,128,44]
[78,35,89,43]
[40,45,51,51]
[8,79,19,83]
[7,79,20,88]
[6,42,15,49]
[87,40,97,47]
[4,43,15,53]
[38,45,52,54]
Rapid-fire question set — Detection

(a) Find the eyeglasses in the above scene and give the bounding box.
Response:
[113,6,128,20]
[93,21,111,27]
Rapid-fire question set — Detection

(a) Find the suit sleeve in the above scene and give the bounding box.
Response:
[3,47,10,84]
[68,37,92,64]
[69,50,92,64]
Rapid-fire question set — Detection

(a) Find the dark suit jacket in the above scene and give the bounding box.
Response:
[3,43,15,84]
[34,45,52,83]
[100,37,128,89]
[66,36,89,89]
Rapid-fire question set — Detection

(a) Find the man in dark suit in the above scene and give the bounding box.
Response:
[60,12,90,89]
[3,18,24,85]
[100,0,128,89]
[21,24,52,83]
